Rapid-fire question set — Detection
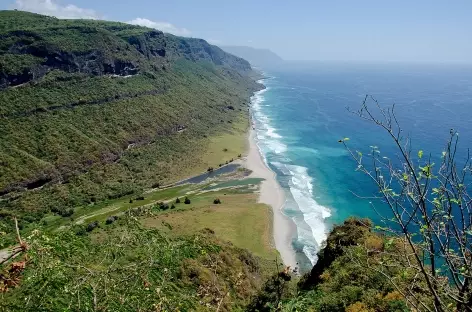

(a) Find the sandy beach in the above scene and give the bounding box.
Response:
[244,129,298,269]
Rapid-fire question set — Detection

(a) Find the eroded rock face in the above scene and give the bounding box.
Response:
[0,50,140,89]
[126,30,167,59]
[0,69,34,88]
[1,22,251,89]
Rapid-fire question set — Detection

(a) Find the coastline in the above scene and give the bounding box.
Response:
[244,129,298,270]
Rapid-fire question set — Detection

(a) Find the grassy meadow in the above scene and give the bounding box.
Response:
[141,191,277,261]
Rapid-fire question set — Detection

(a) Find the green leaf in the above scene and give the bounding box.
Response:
[385,238,394,248]
[450,198,461,205]
[418,150,424,159]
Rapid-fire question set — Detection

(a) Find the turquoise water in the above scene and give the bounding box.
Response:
[250,62,472,268]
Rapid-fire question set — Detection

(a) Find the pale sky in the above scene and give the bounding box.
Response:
[2,0,472,63]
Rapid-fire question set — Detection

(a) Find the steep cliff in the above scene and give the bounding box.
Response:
[0,11,251,89]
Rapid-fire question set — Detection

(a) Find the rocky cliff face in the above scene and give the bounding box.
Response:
[0,11,252,89]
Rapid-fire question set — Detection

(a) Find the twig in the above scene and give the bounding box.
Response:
[216,290,229,312]
[14,217,22,247]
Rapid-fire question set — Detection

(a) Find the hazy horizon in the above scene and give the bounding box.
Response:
[2,0,472,63]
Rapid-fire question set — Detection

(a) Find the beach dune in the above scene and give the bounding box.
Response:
[245,130,298,269]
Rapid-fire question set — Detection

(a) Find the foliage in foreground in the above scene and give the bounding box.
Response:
[285,218,411,312]
[2,214,462,311]
[0,217,267,311]
[273,101,472,312]
[339,98,472,311]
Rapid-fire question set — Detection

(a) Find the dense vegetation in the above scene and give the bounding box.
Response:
[0,10,260,240]
[0,215,417,311]
[1,216,268,311]
[284,219,412,311]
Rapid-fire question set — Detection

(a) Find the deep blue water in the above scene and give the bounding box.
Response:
[250,62,472,268]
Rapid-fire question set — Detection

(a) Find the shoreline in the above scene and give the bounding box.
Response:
[244,129,298,270]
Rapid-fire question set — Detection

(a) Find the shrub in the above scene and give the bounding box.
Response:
[207,167,214,172]
[171,204,176,209]
[75,226,86,236]
[158,202,169,210]
[135,196,145,201]
[86,221,99,232]
[247,271,292,311]
[175,197,181,204]
[51,207,74,217]
[346,302,373,312]
[62,209,74,217]
[152,182,160,188]
[106,216,118,225]
[184,197,191,204]
[129,199,133,203]
[213,198,221,204]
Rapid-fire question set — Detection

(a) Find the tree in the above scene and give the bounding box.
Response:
[86,221,99,232]
[247,268,291,311]
[184,197,191,205]
[340,95,472,312]
[106,216,118,225]
[175,197,181,204]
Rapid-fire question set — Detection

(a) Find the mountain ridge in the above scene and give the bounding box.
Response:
[221,45,284,68]
[0,10,252,89]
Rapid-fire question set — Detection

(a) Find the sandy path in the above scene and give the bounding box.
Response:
[244,130,298,269]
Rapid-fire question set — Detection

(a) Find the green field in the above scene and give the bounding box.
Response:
[142,191,277,262]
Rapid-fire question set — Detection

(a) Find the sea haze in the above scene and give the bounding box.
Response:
[250,61,472,269]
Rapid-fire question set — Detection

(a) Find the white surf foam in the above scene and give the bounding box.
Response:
[251,82,331,266]
[287,164,331,264]
[271,161,331,265]
[251,87,286,154]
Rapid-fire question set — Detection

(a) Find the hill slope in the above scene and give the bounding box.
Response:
[0,11,260,232]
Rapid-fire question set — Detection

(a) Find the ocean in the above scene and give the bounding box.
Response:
[250,61,472,270]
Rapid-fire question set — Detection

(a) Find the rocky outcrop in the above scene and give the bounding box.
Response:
[0,49,140,89]
[298,217,373,290]
[124,30,168,59]
[122,31,252,74]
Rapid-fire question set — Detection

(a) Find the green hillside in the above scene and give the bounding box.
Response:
[0,10,260,233]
